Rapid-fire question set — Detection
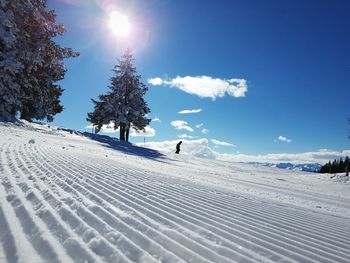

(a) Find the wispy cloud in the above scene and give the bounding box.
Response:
[211,139,235,147]
[201,128,209,134]
[148,76,248,100]
[171,120,194,132]
[178,134,197,139]
[275,135,292,143]
[178,109,202,114]
[195,123,204,129]
[152,117,161,122]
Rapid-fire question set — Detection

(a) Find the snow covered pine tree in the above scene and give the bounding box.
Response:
[87,49,151,142]
[0,0,78,122]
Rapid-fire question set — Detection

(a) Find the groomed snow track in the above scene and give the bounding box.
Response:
[1,128,350,262]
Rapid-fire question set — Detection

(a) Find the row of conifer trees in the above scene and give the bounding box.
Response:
[318,156,349,174]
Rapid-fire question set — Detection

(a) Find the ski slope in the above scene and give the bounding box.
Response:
[0,121,350,263]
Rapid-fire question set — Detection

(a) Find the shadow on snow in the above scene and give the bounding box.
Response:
[1,119,166,161]
[82,132,165,160]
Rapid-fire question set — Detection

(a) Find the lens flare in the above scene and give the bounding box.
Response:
[109,11,131,37]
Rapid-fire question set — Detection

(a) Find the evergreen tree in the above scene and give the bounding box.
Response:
[345,156,350,168]
[339,157,344,173]
[0,1,23,121]
[87,49,151,142]
[0,0,78,122]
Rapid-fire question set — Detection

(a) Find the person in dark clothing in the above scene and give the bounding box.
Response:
[175,141,182,154]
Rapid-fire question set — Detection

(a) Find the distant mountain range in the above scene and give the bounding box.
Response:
[246,162,322,172]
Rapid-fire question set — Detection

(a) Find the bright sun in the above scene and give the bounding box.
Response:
[109,11,131,37]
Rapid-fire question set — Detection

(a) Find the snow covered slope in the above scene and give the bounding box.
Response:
[1,121,350,263]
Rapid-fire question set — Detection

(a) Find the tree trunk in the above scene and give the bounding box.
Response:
[125,127,129,142]
[119,123,125,141]
[20,109,31,122]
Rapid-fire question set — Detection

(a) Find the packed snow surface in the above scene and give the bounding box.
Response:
[0,121,350,263]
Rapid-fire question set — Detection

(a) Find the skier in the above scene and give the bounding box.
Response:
[175,141,182,154]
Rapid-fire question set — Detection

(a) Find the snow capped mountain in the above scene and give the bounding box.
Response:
[246,162,322,172]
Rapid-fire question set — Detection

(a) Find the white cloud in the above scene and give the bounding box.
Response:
[148,77,163,85]
[86,123,155,137]
[275,135,292,143]
[178,109,202,114]
[137,136,350,165]
[86,123,115,133]
[218,149,350,165]
[130,127,156,137]
[178,134,197,139]
[171,120,194,132]
[195,123,204,129]
[152,117,161,122]
[148,76,248,100]
[137,138,218,159]
[201,128,209,134]
[211,139,235,147]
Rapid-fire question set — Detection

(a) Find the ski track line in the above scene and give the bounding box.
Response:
[8,143,107,263]
[0,190,41,263]
[128,166,350,238]
[93,166,350,262]
[65,151,345,236]
[135,175,350,247]
[19,144,176,263]
[31,145,226,263]
[39,146,338,263]
[37,147,254,263]
[152,166,350,227]
[53,147,350,255]
[75,154,350,235]
[96,163,350,238]
[67,157,348,263]
[0,206,17,263]
[46,145,350,262]
[36,146,266,261]
[66,152,350,246]
[14,144,132,263]
[194,164,349,206]
[160,183,350,258]
[42,146,313,263]
[65,153,348,263]
[188,186,350,238]
[0,147,20,263]
[224,174,350,209]
[6,138,350,263]
[1,143,68,263]
[99,155,350,211]
[158,160,350,212]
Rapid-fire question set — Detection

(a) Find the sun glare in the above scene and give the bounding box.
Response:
[109,11,131,37]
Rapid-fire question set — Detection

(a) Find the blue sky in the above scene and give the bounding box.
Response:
[48,0,350,161]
